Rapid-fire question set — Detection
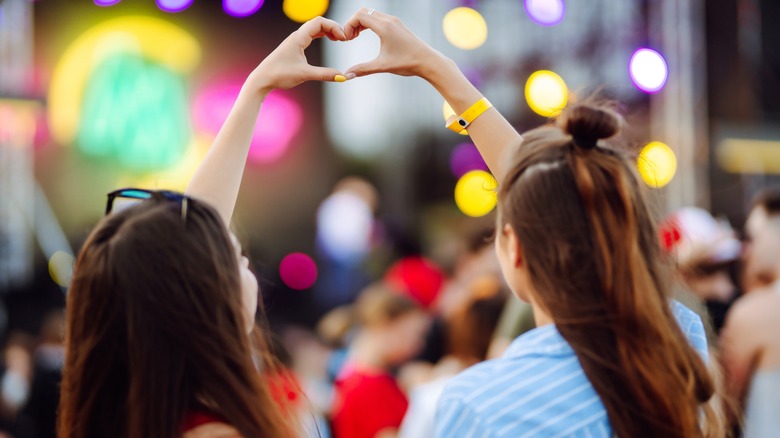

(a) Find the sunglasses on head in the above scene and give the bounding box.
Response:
[105,188,190,220]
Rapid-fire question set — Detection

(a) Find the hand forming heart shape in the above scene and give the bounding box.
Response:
[249,9,442,94]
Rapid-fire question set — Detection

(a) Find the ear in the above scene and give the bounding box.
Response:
[503,223,523,268]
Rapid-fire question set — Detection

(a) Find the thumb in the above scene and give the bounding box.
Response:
[344,58,384,78]
[305,65,348,82]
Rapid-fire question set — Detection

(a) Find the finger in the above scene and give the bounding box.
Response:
[343,8,389,40]
[312,31,343,42]
[305,65,348,82]
[299,17,346,44]
[344,59,384,78]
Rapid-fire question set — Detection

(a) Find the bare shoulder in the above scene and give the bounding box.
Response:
[183,423,243,438]
[726,286,780,330]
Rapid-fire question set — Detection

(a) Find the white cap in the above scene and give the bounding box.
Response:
[660,207,741,267]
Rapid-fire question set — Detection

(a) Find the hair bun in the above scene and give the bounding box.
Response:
[558,104,621,150]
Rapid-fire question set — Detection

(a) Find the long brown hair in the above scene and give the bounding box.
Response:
[58,196,290,437]
[498,103,718,437]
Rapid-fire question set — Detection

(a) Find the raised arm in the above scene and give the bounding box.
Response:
[342,9,523,181]
[186,17,348,225]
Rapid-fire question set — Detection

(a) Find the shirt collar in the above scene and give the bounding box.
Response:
[502,324,574,359]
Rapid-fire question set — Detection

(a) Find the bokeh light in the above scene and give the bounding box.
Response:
[129,134,212,192]
[223,0,264,17]
[442,7,488,50]
[443,101,469,136]
[454,170,498,217]
[637,141,677,188]
[0,100,37,148]
[450,143,488,177]
[524,0,565,26]
[629,48,668,93]
[280,253,318,290]
[193,80,303,163]
[385,257,445,308]
[283,0,329,23]
[95,0,121,6]
[156,0,193,13]
[48,251,75,288]
[317,191,373,264]
[525,70,568,117]
[49,16,201,157]
[77,52,190,170]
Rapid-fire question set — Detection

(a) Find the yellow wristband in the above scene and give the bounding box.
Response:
[446,98,492,133]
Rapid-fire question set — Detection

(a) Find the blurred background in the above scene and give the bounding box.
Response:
[0,0,778,436]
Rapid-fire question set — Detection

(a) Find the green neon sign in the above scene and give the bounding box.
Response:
[77,52,190,171]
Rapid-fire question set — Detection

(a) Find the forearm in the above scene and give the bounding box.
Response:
[422,55,523,182]
[185,76,266,225]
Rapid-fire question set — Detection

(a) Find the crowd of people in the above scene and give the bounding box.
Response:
[1,8,779,437]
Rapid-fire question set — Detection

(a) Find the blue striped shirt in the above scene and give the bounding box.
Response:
[435,302,708,437]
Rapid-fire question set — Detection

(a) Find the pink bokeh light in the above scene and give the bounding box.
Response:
[280,252,318,290]
[193,79,303,163]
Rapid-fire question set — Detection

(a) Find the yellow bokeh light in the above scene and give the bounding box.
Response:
[637,141,677,188]
[49,251,75,288]
[525,70,568,117]
[443,101,469,136]
[48,16,201,146]
[283,0,329,23]
[443,7,488,50]
[126,134,213,192]
[455,170,498,217]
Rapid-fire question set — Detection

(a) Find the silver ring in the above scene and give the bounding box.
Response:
[367,8,376,15]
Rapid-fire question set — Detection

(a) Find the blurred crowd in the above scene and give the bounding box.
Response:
[4,189,776,437]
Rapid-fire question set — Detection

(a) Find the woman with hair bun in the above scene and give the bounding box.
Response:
[340,8,722,437]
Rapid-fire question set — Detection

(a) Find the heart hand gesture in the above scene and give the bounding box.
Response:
[249,16,349,94]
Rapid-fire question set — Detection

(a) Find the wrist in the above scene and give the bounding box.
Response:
[420,53,457,87]
[246,68,274,98]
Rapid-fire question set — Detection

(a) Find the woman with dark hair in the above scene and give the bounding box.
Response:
[58,17,350,438]
[339,9,721,437]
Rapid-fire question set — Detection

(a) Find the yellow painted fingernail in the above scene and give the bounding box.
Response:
[334,75,347,83]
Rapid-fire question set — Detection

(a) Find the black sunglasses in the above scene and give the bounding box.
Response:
[105,188,190,220]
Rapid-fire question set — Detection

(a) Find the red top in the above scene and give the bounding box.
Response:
[182,412,224,432]
[331,364,409,438]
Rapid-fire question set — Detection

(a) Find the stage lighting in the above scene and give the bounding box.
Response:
[637,141,677,188]
[525,70,568,117]
[455,170,498,217]
[443,7,488,50]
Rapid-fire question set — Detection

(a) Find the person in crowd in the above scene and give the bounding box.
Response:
[331,284,430,438]
[660,207,741,335]
[398,275,505,438]
[721,189,780,437]
[0,334,34,436]
[742,190,780,292]
[57,17,351,438]
[340,9,721,436]
[15,311,66,438]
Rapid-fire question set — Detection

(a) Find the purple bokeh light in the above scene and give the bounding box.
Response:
[461,67,484,89]
[223,0,265,17]
[280,253,318,290]
[156,0,193,13]
[524,0,565,26]
[94,0,121,6]
[629,48,668,94]
[450,143,489,178]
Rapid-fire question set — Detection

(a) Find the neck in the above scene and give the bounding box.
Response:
[349,332,387,370]
[530,298,554,327]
